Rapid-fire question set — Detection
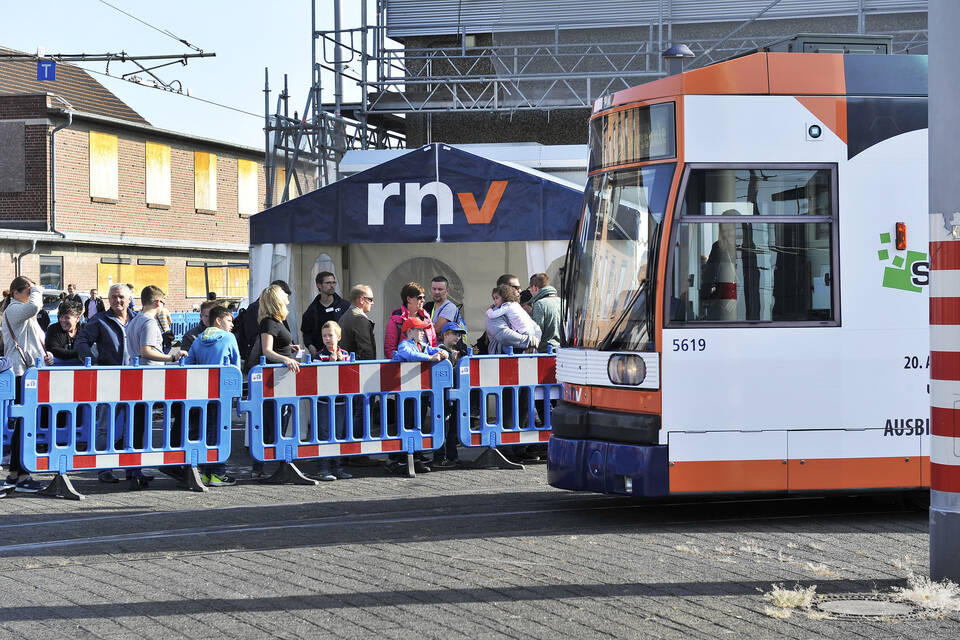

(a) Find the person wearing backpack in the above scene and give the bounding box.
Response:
[426,276,461,339]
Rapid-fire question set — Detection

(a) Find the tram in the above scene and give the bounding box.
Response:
[548,45,930,496]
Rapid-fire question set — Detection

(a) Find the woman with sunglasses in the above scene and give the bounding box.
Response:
[384,282,437,359]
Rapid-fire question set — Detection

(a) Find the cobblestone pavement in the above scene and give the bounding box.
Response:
[0,454,956,639]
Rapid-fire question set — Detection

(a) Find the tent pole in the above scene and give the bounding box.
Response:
[435,142,441,242]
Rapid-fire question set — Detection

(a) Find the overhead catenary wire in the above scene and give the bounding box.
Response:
[95,0,204,53]
[82,65,261,119]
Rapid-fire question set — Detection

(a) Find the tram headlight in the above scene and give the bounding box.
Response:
[607,354,646,386]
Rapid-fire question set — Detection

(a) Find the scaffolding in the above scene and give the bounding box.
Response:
[266,0,927,205]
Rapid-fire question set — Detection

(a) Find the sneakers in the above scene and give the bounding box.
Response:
[98,471,120,483]
[14,477,46,493]
[432,458,457,469]
[413,461,432,474]
[202,473,237,487]
[334,469,353,480]
[317,471,337,482]
[386,461,408,476]
[1,476,18,493]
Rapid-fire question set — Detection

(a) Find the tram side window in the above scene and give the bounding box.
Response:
[669,167,836,324]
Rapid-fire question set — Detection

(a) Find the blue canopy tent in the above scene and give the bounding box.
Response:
[249,143,584,347]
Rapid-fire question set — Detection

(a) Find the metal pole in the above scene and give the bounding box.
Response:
[334,0,343,118]
[857,0,866,34]
[264,67,272,208]
[360,0,370,149]
[929,0,960,583]
[312,0,321,186]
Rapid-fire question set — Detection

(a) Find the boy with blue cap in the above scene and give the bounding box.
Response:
[433,321,468,467]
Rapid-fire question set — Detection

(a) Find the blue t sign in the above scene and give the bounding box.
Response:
[37,61,56,81]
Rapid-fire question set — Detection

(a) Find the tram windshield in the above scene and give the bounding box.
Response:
[567,163,675,350]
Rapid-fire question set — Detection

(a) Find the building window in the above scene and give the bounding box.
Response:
[145,141,171,208]
[39,256,63,291]
[89,131,119,202]
[668,165,838,325]
[238,158,259,215]
[194,151,217,213]
[97,260,169,297]
[186,263,249,298]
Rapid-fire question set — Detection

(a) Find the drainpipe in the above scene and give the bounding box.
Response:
[49,109,72,239]
[16,239,37,277]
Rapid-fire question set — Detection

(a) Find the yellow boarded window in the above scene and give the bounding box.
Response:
[194,151,217,211]
[145,141,171,207]
[97,264,169,297]
[237,158,259,215]
[186,264,249,298]
[89,131,118,200]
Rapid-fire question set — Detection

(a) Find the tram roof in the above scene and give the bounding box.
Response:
[597,52,928,113]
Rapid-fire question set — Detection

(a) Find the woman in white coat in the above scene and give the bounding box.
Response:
[0,277,53,495]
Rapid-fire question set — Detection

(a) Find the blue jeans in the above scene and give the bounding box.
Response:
[318,398,346,471]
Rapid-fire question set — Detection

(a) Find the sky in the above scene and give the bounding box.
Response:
[3,0,375,149]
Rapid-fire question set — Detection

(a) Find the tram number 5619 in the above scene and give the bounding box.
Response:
[672,338,706,352]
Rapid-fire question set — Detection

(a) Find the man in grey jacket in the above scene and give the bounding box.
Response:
[528,273,563,352]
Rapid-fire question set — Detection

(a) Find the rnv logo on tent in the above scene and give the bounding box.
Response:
[367,181,508,225]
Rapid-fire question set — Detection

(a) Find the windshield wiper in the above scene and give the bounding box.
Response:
[597,277,649,351]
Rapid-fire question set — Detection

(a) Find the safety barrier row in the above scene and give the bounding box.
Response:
[449,350,559,469]
[7,363,241,499]
[1,350,559,496]
[169,312,202,340]
[238,359,454,482]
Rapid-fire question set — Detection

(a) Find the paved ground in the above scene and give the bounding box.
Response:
[0,449,956,639]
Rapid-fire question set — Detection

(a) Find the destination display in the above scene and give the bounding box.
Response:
[588,102,676,172]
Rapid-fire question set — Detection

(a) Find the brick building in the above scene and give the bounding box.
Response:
[0,49,264,310]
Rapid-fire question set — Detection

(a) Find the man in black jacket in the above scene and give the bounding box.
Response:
[85,288,105,320]
[301,271,349,358]
[235,279,291,361]
[179,300,218,352]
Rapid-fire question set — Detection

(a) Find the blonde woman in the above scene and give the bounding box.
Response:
[258,284,300,374]
[0,276,53,495]
[254,284,300,479]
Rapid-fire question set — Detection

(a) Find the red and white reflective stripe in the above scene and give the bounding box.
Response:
[470,430,551,446]
[37,368,220,404]
[930,231,960,494]
[261,437,434,460]
[32,449,218,471]
[262,362,432,398]
[469,355,557,387]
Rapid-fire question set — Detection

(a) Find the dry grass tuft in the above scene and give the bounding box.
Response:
[763,583,818,610]
[804,562,841,579]
[673,544,703,556]
[764,606,792,619]
[892,572,960,611]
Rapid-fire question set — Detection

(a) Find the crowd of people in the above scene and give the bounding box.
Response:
[0,269,563,495]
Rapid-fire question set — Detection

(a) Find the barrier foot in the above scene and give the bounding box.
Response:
[38,474,85,501]
[184,467,208,493]
[406,452,416,478]
[262,462,319,486]
[467,448,524,471]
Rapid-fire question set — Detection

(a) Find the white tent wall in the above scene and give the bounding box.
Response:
[287,242,531,352]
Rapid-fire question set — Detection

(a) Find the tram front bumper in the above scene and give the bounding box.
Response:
[547,436,669,497]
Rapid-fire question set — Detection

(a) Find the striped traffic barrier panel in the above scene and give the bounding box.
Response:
[238,357,454,483]
[11,363,242,499]
[448,348,559,469]
[0,369,14,464]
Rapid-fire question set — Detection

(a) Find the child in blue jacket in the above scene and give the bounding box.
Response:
[389,317,447,474]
